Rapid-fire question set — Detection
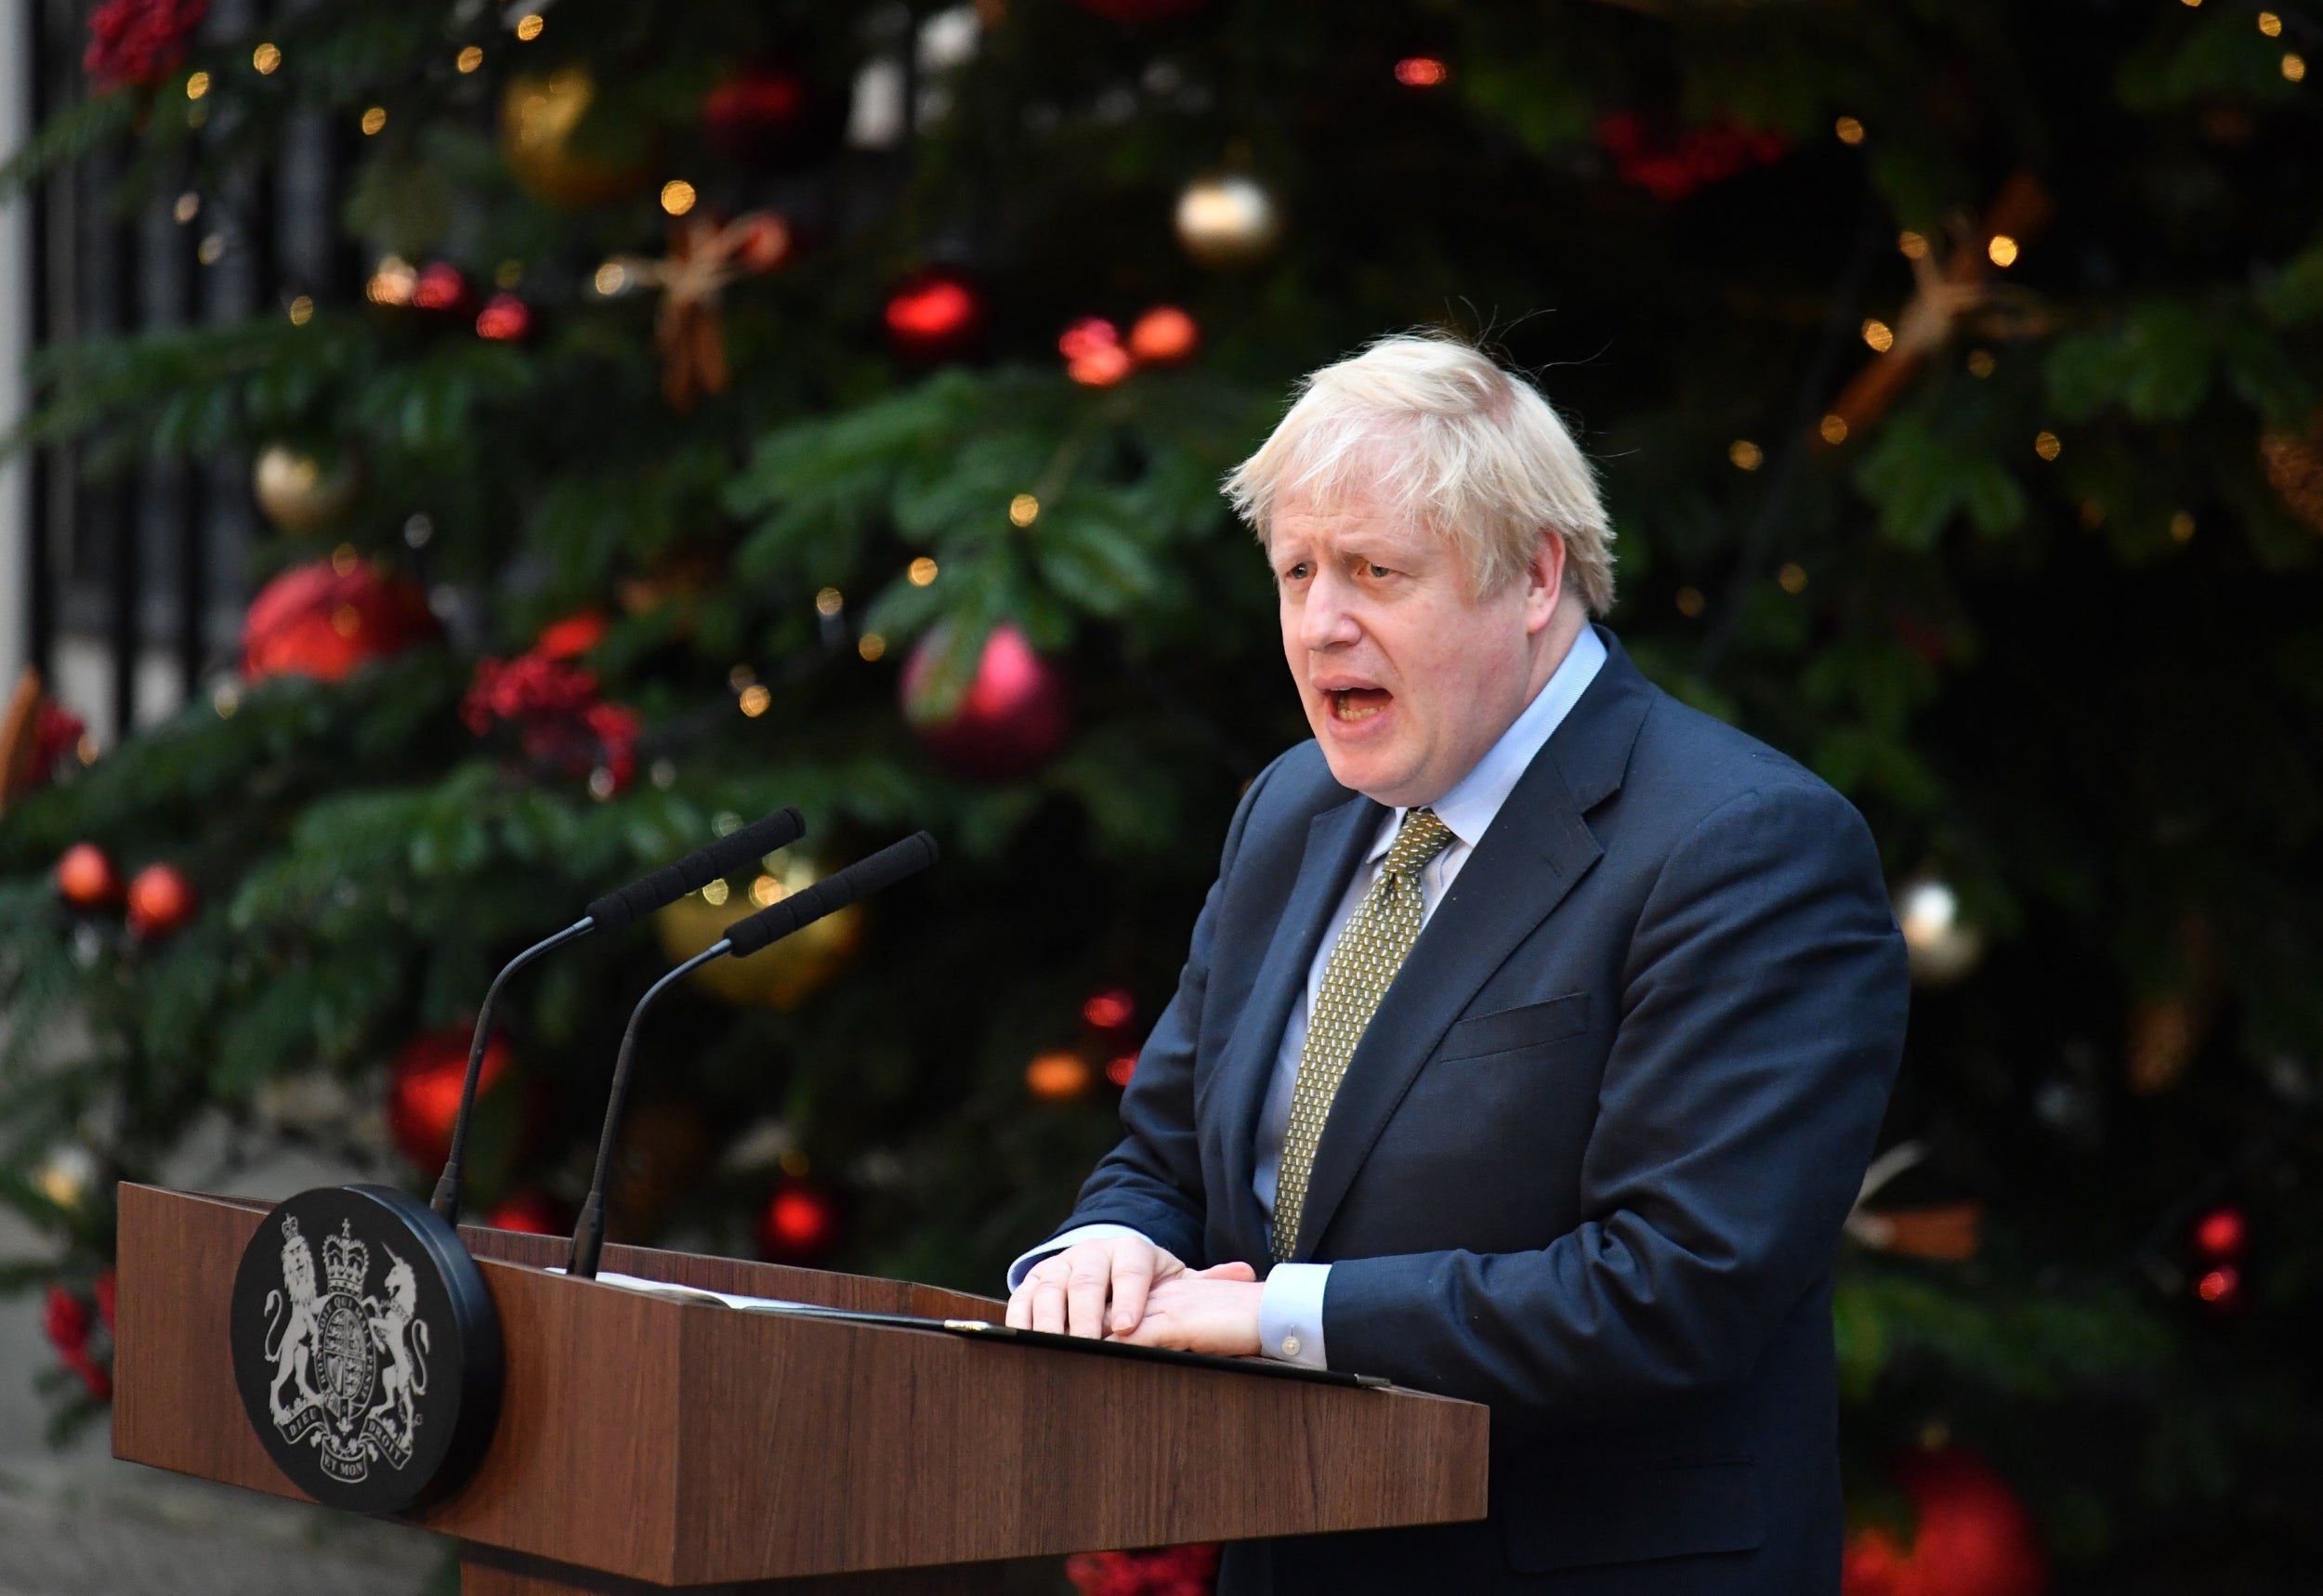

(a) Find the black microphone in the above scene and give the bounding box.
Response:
[429,805,806,1224]
[565,831,938,1279]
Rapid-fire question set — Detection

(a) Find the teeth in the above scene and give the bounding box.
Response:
[1331,691,1382,722]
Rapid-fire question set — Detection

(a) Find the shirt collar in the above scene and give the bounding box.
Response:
[1368,623,1609,861]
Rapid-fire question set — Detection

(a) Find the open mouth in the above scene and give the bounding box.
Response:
[1327,687,1392,723]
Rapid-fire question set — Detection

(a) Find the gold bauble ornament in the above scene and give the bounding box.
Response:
[500,68,653,209]
[1894,877,1984,988]
[1174,174,1282,268]
[253,444,361,535]
[654,851,864,1009]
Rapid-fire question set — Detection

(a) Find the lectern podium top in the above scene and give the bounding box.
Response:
[113,1184,1489,1590]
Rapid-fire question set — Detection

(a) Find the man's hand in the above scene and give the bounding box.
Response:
[1004,1237,1264,1354]
[1006,1234,1180,1340]
[1112,1262,1263,1357]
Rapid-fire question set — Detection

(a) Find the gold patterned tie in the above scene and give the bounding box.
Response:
[1270,806,1456,1262]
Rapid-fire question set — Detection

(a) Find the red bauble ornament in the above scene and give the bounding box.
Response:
[885,272,983,360]
[1843,1448,2047,1596]
[2193,1205,2247,1259]
[1127,305,1200,364]
[533,611,609,660]
[1071,0,1214,20]
[242,557,437,684]
[486,1189,568,1236]
[387,1027,514,1172]
[125,862,196,939]
[83,0,206,89]
[757,1176,842,1264]
[412,262,468,312]
[900,623,1072,781]
[1083,988,1135,1030]
[475,293,532,342]
[55,843,121,908]
[702,65,846,170]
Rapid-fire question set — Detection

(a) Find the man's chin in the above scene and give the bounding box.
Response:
[1314,740,1427,808]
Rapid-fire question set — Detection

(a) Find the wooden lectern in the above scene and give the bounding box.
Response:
[112,1184,1489,1594]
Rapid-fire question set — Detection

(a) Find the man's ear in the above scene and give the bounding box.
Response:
[1522,532,1568,635]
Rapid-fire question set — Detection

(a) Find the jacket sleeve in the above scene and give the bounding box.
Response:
[1032,754,1285,1268]
[1320,779,1909,1432]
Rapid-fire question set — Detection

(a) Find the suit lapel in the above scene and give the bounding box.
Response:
[1214,791,1382,1263]
[1289,631,1657,1260]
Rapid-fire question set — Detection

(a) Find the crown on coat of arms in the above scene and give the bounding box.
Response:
[322,1219,369,1296]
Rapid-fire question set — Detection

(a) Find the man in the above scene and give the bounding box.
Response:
[1006,334,1909,1594]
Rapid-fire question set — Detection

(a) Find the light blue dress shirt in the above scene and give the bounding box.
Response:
[1009,625,1608,1368]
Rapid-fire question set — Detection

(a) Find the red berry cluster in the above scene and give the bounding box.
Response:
[44,1273,116,1402]
[1065,1544,1220,1596]
[83,0,206,89]
[25,700,86,789]
[462,613,639,794]
[1595,113,1788,203]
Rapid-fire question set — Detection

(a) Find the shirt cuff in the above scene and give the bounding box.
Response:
[1258,1262,1331,1369]
[1004,1223,1152,1291]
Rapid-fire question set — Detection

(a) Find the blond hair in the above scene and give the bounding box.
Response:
[1223,333,1614,615]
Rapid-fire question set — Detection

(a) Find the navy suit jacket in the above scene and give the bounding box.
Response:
[1052,630,1910,1595]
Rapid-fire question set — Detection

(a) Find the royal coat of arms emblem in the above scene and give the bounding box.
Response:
[231,1184,503,1513]
[264,1215,431,1482]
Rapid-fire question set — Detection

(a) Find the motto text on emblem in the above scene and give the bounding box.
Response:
[263,1215,433,1484]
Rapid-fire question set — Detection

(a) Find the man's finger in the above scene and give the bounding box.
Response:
[1192,1261,1258,1283]
[1030,1276,1068,1335]
[1107,1248,1157,1336]
[1004,1283,1032,1329]
[1065,1258,1110,1340]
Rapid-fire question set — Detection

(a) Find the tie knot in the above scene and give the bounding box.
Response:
[1384,807,1455,881]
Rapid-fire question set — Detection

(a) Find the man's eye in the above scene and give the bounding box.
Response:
[1284,563,1310,581]
[1368,563,1391,578]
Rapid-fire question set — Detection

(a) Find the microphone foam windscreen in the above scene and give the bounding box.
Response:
[726,831,938,958]
[585,806,807,932]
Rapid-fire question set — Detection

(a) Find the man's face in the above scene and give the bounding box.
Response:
[1270,476,1565,809]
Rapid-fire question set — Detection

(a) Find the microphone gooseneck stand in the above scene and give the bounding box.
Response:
[429,918,597,1222]
[428,805,807,1225]
[565,831,939,1279]
[565,943,734,1281]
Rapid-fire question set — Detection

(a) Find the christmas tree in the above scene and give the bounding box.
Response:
[4,1,2321,1589]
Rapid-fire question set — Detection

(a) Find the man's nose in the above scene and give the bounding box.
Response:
[1299,570,1363,652]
